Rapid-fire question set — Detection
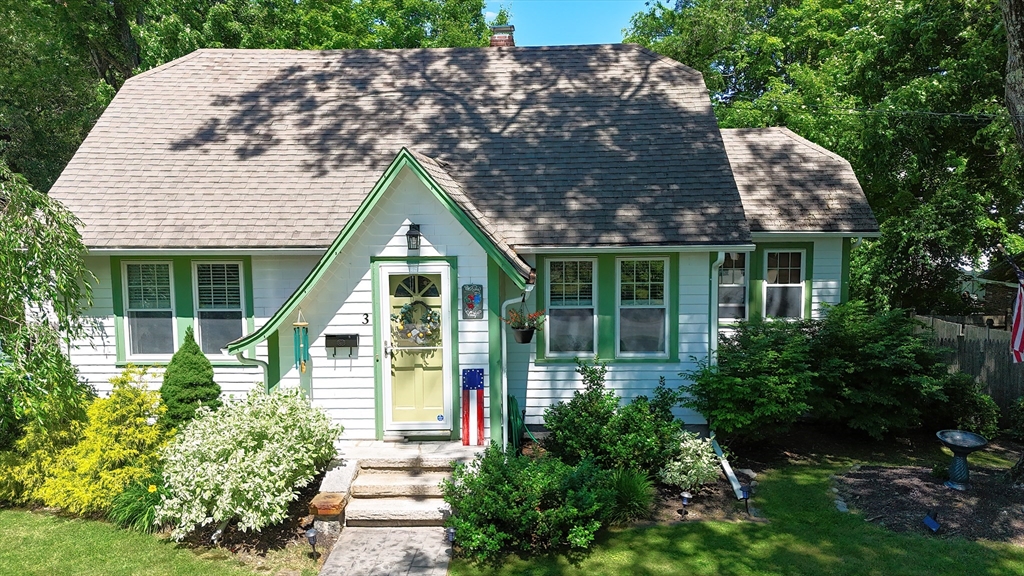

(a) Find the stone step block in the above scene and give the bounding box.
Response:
[357,456,469,472]
[344,497,451,527]
[309,492,348,519]
[351,471,448,498]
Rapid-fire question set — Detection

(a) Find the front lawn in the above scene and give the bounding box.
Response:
[0,509,317,576]
[450,436,1024,576]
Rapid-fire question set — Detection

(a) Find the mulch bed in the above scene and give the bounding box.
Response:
[641,474,760,526]
[835,464,1024,543]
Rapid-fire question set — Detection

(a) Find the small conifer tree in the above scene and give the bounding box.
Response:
[160,327,222,430]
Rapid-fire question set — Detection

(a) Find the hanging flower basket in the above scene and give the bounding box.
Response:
[512,327,536,344]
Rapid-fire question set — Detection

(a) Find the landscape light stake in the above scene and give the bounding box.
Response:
[741,485,751,515]
[306,527,318,559]
[445,527,456,543]
[923,510,940,534]
[681,491,692,517]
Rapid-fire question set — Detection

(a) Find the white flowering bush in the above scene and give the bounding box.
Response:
[156,387,342,539]
[657,431,720,492]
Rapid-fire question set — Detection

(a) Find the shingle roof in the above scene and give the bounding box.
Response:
[405,148,532,279]
[720,127,878,233]
[49,45,754,250]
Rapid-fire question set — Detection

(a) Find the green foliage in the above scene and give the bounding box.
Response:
[157,387,342,539]
[0,324,93,451]
[1008,396,1024,442]
[658,431,720,492]
[607,468,654,525]
[160,326,222,431]
[682,319,815,441]
[543,358,618,465]
[626,0,1019,313]
[441,445,614,564]
[544,361,681,475]
[37,366,170,515]
[108,471,168,533]
[930,372,1000,440]
[809,302,948,439]
[0,163,93,337]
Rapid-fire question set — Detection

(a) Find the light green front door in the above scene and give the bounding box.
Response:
[379,264,452,431]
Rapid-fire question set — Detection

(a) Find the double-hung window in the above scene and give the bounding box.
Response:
[617,258,668,357]
[546,259,596,356]
[764,251,805,319]
[718,252,747,321]
[194,262,244,354]
[124,262,175,357]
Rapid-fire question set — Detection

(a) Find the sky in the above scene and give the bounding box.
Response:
[484,0,652,46]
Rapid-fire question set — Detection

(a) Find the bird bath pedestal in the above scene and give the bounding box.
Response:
[936,430,988,491]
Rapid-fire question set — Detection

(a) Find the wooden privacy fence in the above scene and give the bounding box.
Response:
[916,315,1024,412]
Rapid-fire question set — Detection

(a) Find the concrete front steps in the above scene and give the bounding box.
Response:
[345,458,455,527]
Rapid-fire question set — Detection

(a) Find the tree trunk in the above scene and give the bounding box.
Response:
[1003,0,1024,150]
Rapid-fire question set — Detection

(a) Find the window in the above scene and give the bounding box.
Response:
[617,258,668,356]
[124,262,175,356]
[547,259,596,355]
[764,251,804,318]
[718,252,747,321]
[194,262,244,354]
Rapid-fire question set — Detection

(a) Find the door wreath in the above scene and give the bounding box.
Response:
[391,300,442,346]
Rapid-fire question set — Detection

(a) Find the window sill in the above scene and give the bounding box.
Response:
[534,356,679,365]
[116,359,252,368]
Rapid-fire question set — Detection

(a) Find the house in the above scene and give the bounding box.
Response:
[49,41,878,443]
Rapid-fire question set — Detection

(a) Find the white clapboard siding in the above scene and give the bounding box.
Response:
[812,238,843,317]
[277,166,492,440]
[68,255,317,397]
[507,251,710,426]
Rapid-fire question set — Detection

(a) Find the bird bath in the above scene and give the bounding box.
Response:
[936,430,988,491]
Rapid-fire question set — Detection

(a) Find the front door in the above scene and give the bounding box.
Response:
[379,263,452,432]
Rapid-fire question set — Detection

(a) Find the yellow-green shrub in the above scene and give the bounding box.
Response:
[0,399,87,505]
[37,366,170,515]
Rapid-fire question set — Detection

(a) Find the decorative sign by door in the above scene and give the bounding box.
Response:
[462,284,483,319]
[461,368,485,446]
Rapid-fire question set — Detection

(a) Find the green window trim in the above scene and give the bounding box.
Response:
[748,243,814,320]
[111,255,255,365]
[534,254,679,364]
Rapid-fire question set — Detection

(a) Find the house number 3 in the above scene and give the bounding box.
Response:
[362,313,370,325]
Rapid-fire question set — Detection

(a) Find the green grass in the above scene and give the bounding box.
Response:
[450,453,1024,576]
[0,509,260,576]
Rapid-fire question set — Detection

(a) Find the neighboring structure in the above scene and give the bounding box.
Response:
[50,43,878,442]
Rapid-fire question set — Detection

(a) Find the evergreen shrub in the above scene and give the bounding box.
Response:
[441,445,614,564]
[931,371,1000,439]
[38,366,170,514]
[1008,396,1024,441]
[682,319,814,442]
[544,360,681,475]
[157,387,342,539]
[160,326,221,431]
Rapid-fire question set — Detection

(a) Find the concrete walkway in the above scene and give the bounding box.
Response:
[319,527,451,576]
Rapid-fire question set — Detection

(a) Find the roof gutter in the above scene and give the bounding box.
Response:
[519,244,756,254]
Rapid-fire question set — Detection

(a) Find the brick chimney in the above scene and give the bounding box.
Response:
[490,25,515,47]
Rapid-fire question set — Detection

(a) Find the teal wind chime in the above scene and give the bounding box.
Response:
[293,311,310,373]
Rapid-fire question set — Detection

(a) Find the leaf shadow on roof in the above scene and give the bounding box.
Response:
[85,46,754,249]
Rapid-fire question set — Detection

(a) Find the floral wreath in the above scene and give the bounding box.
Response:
[391,301,442,346]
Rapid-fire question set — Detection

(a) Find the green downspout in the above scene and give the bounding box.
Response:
[233,352,270,393]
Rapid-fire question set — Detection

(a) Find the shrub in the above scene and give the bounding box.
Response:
[0,324,93,451]
[543,358,618,465]
[930,372,1000,439]
[157,387,342,539]
[441,445,614,564]
[37,366,170,515]
[545,360,681,475]
[809,302,948,439]
[658,431,720,492]
[607,468,654,525]
[682,319,814,441]
[109,471,168,532]
[1009,396,1024,442]
[160,326,222,431]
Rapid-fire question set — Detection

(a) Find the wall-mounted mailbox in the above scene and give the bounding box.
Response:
[325,334,359,349]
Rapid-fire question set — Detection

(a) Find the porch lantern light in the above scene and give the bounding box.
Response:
[406,223,421,251]
[305,527,319,558]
